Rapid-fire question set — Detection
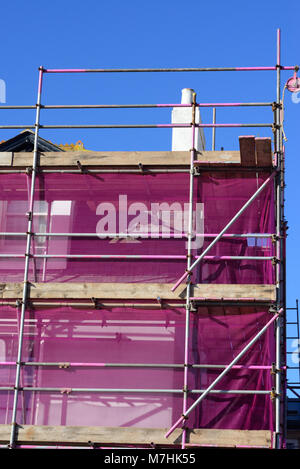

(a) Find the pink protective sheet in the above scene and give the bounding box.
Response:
[0,305,274,430]
[0,171,274,284]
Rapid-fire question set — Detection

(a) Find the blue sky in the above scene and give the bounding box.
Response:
[1,0,300,385]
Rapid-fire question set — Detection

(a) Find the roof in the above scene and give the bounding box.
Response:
[0,130,64,152]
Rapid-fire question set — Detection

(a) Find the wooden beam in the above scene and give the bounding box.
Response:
[0,152,13,166]
[0,424,272,447]
[0,282,276,301]
[255,137,273,167]
[239,136,256,166]
[13,151,190,168]
[1,149,276,169]
[191,283,275,301]
[191,150,240,165]
[8,150,242,168]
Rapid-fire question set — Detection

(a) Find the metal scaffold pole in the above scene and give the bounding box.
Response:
[9,66,44,449]
[212,108,216,151]
[274,28,285,449]
[181,91,197,450]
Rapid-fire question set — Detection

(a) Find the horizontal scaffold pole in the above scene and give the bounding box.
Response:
[42,66,296,73]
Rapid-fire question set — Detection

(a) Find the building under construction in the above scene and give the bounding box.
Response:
[0,29,298,449]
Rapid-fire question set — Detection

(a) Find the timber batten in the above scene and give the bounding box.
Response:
[0,149,273,168]
[0,424,272,448]
[0,282,276,301]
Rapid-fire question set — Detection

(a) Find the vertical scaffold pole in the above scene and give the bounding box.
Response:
[9,66,44,449]
[181,91,197,449]
[275,28,284,449]
[212,108,216,151]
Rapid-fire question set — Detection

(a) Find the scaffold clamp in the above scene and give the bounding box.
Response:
[269,305,282,315]
[272,102,282,112]
[60,388,72,394]
[76,160,86,173]
[156,296,163,307]
[271,256,279,266]
[271,363,278,375]
[191,166,200,176]
[270,387,279,401]
[271,234,280,243]
[272,123,281,133]
[58,363,70,369]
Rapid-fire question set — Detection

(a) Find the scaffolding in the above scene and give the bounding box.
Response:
[0,28,294,449]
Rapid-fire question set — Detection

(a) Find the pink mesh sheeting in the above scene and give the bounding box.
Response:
[0,305,274,430]
[0,172,274,283]
[188,307,275,430]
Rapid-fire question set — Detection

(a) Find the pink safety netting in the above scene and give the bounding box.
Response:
[0,305,274,430]
[0,171,274,284]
